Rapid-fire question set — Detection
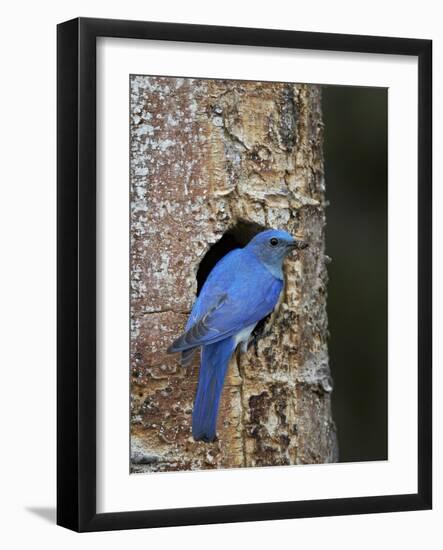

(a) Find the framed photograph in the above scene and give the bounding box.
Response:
[57,17,432,531]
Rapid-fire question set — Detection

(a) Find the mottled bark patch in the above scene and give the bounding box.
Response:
[130,76,338,472]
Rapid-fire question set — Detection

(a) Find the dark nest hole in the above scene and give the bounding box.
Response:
[195,220,271,344]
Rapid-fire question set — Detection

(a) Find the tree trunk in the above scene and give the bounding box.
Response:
[130,76,338,472]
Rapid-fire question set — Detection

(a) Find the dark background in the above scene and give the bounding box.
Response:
[322,86,388,462]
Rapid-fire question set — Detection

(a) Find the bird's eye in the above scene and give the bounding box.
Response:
[269,237,279,247]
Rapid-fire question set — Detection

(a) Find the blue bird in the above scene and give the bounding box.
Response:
[167,229,308,442]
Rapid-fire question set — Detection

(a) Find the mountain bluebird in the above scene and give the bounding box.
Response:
[167,228,308,442]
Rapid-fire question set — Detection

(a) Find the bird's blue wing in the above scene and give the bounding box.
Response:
[184,248,240,331]
[168,249,283,353]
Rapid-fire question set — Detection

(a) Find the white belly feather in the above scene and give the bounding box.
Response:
[234,323,257,352]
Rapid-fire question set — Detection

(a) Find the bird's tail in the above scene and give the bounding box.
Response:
[192,338,235,442]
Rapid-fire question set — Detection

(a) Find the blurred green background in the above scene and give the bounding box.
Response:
[322,86,388,462]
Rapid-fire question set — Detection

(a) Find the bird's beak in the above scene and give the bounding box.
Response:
[287,239,308,251]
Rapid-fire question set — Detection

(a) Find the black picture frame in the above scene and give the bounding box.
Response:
[57,17,432,532]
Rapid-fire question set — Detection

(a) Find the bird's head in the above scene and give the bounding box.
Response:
[245,229,308,271]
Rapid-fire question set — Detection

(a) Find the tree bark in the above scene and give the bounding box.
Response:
[130,76,338,472]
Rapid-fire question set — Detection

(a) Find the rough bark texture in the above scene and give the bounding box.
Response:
[130,76,338,472]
